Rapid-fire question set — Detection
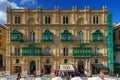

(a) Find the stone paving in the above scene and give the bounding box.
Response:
[0,71,119,80]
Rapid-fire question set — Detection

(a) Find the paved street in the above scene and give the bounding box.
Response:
[0,72,119,80]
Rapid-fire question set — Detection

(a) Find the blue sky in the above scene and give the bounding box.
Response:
[0,0,120,25]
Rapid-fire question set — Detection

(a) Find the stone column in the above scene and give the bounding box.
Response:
[6,58,10,75]
[36,59,40,75]
[23,59,27,75]
[84,59,88,75]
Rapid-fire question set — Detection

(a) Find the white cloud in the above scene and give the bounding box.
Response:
[20,0,37,5]
[0,0,22,25]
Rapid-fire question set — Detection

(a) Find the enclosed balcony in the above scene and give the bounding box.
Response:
[72,45,92,57]
[42,29,53,42]
[11,29,23,43]
[91,30,103,43]
[61,30,72,43]
[22,45,42,56]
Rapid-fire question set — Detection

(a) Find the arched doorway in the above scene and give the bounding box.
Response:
[30,61,36,74]
[0,54,3,67]
[78,61,84,74]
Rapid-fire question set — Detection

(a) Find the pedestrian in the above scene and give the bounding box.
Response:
[34,71,36,77]
[56,71,59,77]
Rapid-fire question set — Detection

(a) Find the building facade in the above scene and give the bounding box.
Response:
[114,23,120,74]
[6,6,108,75]
[0,24,6,71]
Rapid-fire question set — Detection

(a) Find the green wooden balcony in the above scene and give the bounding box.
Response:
[72,45,92,57]
[22,45,42,56]
[42,29,53,43]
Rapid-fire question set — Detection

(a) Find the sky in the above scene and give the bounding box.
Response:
[0,0,120,25]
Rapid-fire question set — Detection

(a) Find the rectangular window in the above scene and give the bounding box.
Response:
[95,59,98,63]
[15,48,20,56]
[15,16,21,24]
[16,59,19,63]
[64,59,68,64]
[46,59,50,64]
[93,16,99,24]
[63,16,69,24]
[45,16,51,24]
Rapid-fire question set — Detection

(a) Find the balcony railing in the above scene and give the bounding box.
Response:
[72,53,92,57]
[91,40,103,43]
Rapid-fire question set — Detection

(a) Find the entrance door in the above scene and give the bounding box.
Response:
[44,65,51,74]
[14,66,21,73]
[78,61,84,74]
[30,61,36,74]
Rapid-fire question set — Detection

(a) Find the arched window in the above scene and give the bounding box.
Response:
[78,31,84,42]
[30,31,35,43]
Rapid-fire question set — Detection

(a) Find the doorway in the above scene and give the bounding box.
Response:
[44,65,51,74]
[78,61,84,74]
[30,61,36,74]
[14,66,21,73]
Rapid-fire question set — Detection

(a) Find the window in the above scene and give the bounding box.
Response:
[78,31,84,42]
[63,16,69,24]
[46,59,50,64]
[63,48,68,56]
[15,16,21,24]
[45,16,51,24]
[64,59,67,64]
[45,47,50,56]
[95,59,98,63]
[93,16,99,24]
[30,31,35,43]
[94,48,98,56]
[16,59,19,63]
[15,48,20,56]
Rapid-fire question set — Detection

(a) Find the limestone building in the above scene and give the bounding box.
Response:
[6,6,108,75]
[0,24,6,71]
